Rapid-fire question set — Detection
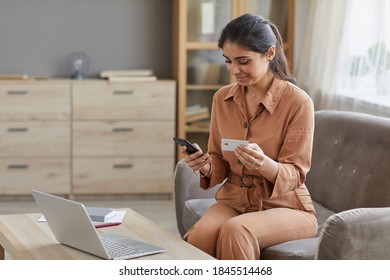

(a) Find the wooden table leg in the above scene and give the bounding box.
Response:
[0,244,4,260]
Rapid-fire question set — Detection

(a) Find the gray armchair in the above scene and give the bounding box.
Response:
[173,110,390,259]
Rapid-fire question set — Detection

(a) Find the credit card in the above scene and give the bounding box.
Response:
[221,139,249,151]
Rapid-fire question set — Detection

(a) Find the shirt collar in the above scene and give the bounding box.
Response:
[223,77,286,114]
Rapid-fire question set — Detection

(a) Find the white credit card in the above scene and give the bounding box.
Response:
[221,139,249,151]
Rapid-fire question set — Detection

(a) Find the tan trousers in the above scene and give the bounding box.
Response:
[183,200,318,260]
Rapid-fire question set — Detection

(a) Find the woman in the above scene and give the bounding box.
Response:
[180,14,318,260]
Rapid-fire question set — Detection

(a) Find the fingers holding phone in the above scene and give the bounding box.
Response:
[174,137,202,155]
[173,137,211,174]
[183,143,202,157]
[188,149,211,176]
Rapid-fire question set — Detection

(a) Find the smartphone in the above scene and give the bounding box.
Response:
[173,137,201,155]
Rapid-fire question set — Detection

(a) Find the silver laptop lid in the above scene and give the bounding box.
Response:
[31,189,110,259]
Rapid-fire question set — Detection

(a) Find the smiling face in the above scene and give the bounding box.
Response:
[222,42,274,87]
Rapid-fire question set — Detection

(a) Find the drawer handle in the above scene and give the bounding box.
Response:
[113,164,133,169]
[8,164,29,169]
[7,90,28,95]
[113,128,133,132]
[113,90,134,95]
[7,127,28,132]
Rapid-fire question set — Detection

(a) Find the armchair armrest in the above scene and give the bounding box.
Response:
[316,207,390,259]
[173,159,220,236]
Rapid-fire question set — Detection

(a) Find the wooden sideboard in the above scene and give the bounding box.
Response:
[0,79,176,196]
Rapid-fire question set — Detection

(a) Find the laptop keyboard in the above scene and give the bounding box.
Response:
[101,237,145,259]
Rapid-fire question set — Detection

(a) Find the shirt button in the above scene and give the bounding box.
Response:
[243,122,248,128]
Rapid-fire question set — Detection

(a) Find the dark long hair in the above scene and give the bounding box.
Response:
[218,13,296,84]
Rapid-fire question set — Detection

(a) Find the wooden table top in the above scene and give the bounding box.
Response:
[0,208,213,260]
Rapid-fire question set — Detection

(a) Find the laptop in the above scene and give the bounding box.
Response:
[31,189,165,260]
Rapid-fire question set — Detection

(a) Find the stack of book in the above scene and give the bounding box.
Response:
[100,69,157,82]
[0,74,49,81]
[185,104,210,131]
[0,74,29,80]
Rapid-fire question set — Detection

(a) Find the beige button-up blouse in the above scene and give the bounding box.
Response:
[200,77,316,214]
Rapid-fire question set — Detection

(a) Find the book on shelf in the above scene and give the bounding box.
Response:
[186,119,210,131]
[86,207,116,222]
[186,104,210,123]
[100,69,157,82]
[107,75,157,82]
[100,69,154,78]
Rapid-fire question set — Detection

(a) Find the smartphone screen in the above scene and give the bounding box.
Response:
[173,137,200,155]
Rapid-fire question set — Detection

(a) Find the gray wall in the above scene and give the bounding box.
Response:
[0,0,172,78]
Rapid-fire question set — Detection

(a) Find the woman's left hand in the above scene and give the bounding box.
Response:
[234,143,266,170]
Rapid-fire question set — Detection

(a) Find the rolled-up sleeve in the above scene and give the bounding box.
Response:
[267,97,314,199]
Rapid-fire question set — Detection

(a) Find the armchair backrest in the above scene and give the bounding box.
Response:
[306,110,390,212]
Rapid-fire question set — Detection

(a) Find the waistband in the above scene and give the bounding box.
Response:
[227,172,263,187]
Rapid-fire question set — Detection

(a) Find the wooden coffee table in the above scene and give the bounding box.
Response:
[0,208,213,260]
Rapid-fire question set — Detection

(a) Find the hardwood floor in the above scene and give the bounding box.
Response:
[0,195,181,260]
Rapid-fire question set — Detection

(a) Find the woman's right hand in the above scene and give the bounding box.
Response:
[180,144,211,176]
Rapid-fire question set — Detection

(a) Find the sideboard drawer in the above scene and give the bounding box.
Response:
[72,157,174,194]
[72,82,175,120]
[0,158,70,195]
[0,121,70,157]
[0,84,70,120]
[73,121,174,156]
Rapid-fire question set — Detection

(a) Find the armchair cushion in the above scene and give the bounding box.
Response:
[260,238,319,260]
